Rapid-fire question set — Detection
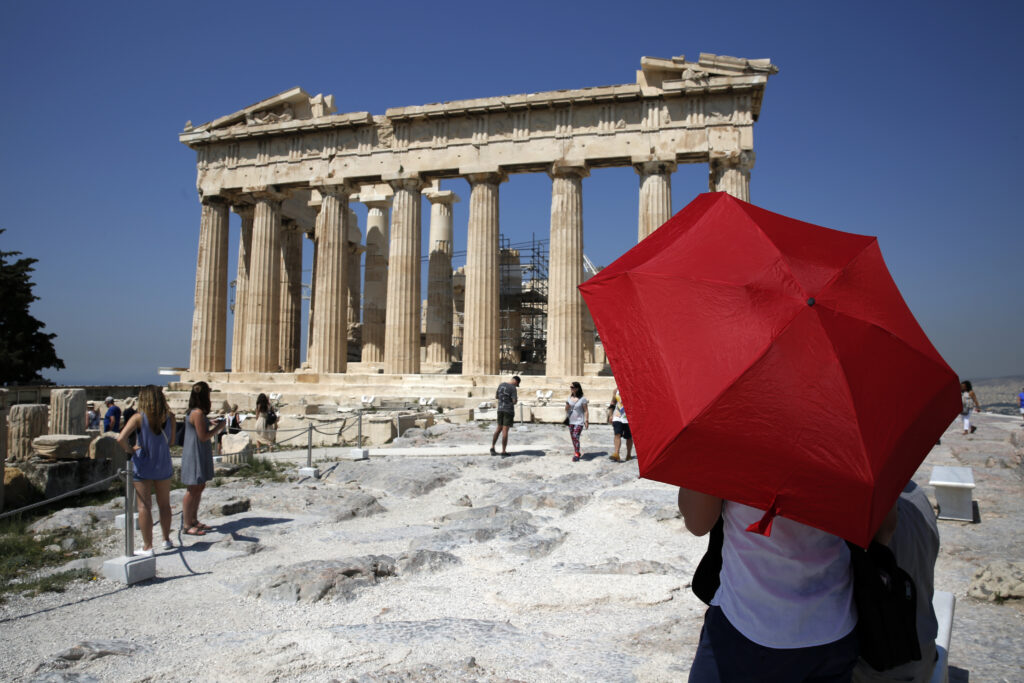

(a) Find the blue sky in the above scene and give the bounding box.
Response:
[1,0,1020,385]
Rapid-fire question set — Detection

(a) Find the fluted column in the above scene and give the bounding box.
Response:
[547,163,588,377]
[278,220,303,372]
[635,160,676,241]
[243,189,285,373]
[305,228,317,362]
[361,198,390,363]
[189,196,229,371]
[309,184,353,373]
[384,176,425,374]
[463,172,505,375]
[709,151,754,201]
[425,187,459,364]
[346,209,363,352]
[231,205,254,372]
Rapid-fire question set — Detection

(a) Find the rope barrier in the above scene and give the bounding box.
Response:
[0,469,125,521]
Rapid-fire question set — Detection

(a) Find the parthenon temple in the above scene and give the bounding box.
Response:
[178,53,776,404]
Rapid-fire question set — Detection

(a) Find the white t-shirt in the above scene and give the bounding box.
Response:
[612,390,628,423]
[566,396,588,426]
[711,501,856,649]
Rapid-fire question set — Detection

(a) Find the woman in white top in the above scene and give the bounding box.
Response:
[680,489,896,682]
[565,381,589,462]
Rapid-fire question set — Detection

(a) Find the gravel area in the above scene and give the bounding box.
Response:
[1,416,1021,682]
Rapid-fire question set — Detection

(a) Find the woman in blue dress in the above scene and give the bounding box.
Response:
[117,385,175,554]
[181,381,226,536]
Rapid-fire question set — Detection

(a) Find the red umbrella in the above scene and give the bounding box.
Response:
[580,192,960,547]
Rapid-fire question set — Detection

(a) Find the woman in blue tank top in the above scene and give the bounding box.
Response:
[117,385,176,554]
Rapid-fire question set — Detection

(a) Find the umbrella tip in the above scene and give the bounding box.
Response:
[807,297,816,306]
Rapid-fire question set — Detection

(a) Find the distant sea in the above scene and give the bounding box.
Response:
[972,375,1024,416]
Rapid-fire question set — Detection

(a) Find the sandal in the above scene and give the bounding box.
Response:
[194,522,214,531]
[183,526,207,536]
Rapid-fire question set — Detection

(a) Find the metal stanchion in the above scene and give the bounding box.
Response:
[299,422,320,479]
[348,409,369,461]
[124,460,135,558]
[101,458,156,584]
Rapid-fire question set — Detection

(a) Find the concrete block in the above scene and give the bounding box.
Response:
[102,554,156,585]
[930,466,975,522]
[298,466,320,479]
[365,416,396,445]
[345,448,369,461]
[444,408,474,424]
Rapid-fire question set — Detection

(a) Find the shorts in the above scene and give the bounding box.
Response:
[612,421,632,439]
[496,411,514,427]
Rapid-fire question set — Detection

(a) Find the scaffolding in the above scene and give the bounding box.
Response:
[499,234,548,373]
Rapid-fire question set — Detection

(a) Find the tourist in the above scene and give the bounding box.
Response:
[960,380,981,435]
[121,397,138,447]
[116,385,175,554]
[565,381,589,462]
[1017,387,1024,425]
[225,401,242,434]
[490,376,520,456]
[181,382,225,536]
[679,486,880,682]
[103,396,122,433]
[608,386,633,462]
[86,402,100,430]
[253,392,277,453]
[853,480,939,683]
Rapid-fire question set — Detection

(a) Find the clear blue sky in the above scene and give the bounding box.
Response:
[1,0,1020,385]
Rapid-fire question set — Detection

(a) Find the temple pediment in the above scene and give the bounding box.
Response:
[637,53,777,91]
[185,87,338,133]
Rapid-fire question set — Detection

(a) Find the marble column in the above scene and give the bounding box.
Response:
[709,151,754,202]
[305,228,317,362]
[50,388,86,435]
[635,160,676,241]
[547,163,588,377]
[278,220,303,372]
[383,176,425,374]
[424,187,459,364]
[309,184,353,373]
[189,196,229,372]
[462,172,505,375]
[243,189,286,373]
[231,205,254,373]
[346,210,363,351]
[361,198,390,363]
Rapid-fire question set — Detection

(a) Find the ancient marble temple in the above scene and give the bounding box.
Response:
[179,53,776,386]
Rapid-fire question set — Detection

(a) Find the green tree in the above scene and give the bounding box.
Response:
[0,230,65,385]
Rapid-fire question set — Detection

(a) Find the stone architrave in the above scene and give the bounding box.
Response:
[8,404,48,463]
[424,187,459,365]
[462,172,505,376]
[49,388,87,435]
[189,196,230,372]
[709,151,754,202]
[635,160,676,241]
[243,189,286,373]
[231,204,254,372]
[309,184,354,373]
[278,220,303,372]
[547,163,588,377]
[383,176,425,375]
[361,197,391,364]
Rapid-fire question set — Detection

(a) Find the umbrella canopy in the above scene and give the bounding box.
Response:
[580,192,961,547]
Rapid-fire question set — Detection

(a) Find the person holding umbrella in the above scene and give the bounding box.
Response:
[565,381,589,462]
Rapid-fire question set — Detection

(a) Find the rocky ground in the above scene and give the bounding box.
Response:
[1,414,1021,682]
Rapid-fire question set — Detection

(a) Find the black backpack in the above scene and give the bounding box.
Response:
[846,540,921,671]
[265,408,277,426]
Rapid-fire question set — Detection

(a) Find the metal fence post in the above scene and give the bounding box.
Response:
[124,461,135,557]
[306,423,313,467]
